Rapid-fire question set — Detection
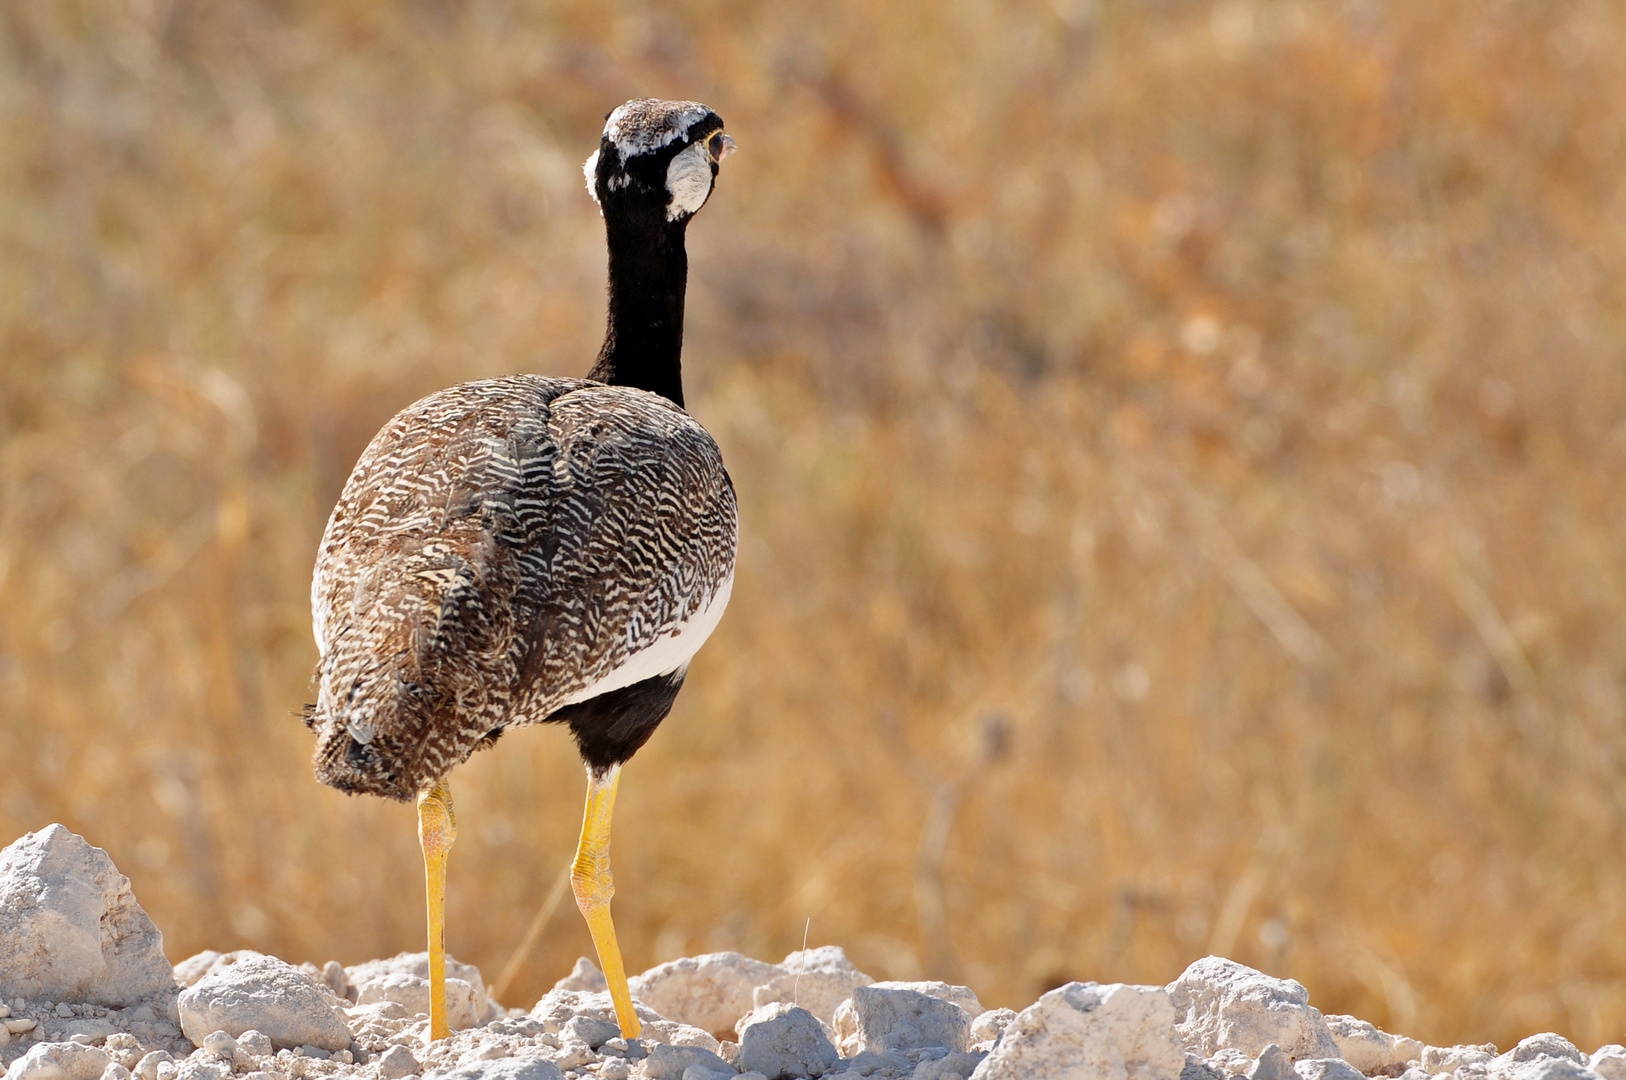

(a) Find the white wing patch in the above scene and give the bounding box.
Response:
[556,571,734,706]
[665,140,714,221]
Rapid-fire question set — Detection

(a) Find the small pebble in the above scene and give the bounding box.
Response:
[0,1002,10,1019]
[203,1031,237,1058]
[598,1061,630,1080]
[56,1003,75,1018]
[297,1046,330,1060]
[136,1050,174,1080]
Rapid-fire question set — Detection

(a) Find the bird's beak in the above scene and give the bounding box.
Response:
[717,134,737,161]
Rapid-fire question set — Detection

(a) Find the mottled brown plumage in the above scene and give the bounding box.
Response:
[310,377,736,799]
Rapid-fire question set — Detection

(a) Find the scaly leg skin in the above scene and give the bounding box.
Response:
[572,764,641,1039]
[418,779,457,1042]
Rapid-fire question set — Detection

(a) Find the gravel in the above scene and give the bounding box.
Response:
[3,824,1622,1080]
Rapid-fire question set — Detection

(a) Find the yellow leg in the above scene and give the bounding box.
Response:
[572,765,641,1039]
[418,779,456,1041]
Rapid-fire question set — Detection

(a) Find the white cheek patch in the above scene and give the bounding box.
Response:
[665,140,714,220]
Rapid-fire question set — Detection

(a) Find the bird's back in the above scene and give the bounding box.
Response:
[310,375,736,800]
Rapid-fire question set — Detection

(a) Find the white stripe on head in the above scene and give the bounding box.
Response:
[605,99,711,157]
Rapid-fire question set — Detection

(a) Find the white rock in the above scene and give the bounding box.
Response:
[1589,1047,1626,1080]
[598,1060,630,1080]
[1491,1062,1599,1080]
[100,1065,132,1080]
[842,986,969,1055]
[915,1051,987,1080]
[633,1043,735,1080]
[346,953,499,1023]
[132,1053,171,1080]
[7,1019,38,1035]
[970,982,1183,1080]
[375,1047,419,1080]
[560,1016,620,1050]
[734,1004,838,1080]
[553,960,607,995]
[199,1032,235,1059]
[355,973,481,1032]
[1294,1060,1365,1080]
[176,955,349,1051]
[1248,1045,1296,1080]
[552,1040,594,1071]
[6,1042,114,1080]
[630,954,785,1035]
[1494,1037,1586,1069]
[425,1057,564,1080]
[753,947,872,1030]
[752,974,871,1032]
[1167,958,1340,1062]
[833,981,983,1055]
[1422,1046,1497,1072]
[677,1068,731,1080]
[528,990,717,1052]
[0,827,176,1008]
[234,1032,273,1060]
[173,955,224,990]
[1324,1016,1424,1074]
[969,1010,1016,1048]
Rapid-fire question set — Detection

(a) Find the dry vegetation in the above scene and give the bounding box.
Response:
[3,0,1625,1053]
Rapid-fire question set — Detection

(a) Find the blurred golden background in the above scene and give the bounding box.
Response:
[2,0,1624,1052]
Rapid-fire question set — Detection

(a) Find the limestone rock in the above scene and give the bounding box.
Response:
[734,1004,838,1080]
[529,990,717,1053]
[1248,1045,1296,1080]
[560,1016,619,1051]
[1167,958,1339,1062]
[176,955,350,1051]
[1324,1016,1424,1074]
[425,1057,564,1080]
[630,954,785,1035]
[752,949,871,1031]
[1422,1045,1497,1073]
[1495,1037,1586,1068]
[5,1042,114,1080]
[553,960,607,995]
[1490,1062,1600,1080]
[1293,1059,1365,1080]
[375,1047,420,1080]
[843,986,969,1055]
[632,1043,735,1080]
[0,827,176,1007]
[1589,1047,1626,1080]
[355,972,481,1031]
[833,982,983,1056]
[970,982,1183,1080]
[914,1052,987,1080]
[346,953,499,1022]
[968,1010,1016,1049]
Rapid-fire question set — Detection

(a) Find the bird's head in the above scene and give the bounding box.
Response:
[584,99,735,226]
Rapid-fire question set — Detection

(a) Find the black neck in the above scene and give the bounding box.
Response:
[588,214,689,408]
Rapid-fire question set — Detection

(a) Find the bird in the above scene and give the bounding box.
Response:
[306,99,739,1043]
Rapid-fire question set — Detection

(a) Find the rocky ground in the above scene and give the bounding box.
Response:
[0,825,1620,1080]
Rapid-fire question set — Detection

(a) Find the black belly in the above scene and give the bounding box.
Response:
[541,670,687,773]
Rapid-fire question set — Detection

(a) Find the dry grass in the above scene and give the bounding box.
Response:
[3,0,1625,1051]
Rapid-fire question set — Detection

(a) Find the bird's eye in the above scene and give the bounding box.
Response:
[708,132,726,159]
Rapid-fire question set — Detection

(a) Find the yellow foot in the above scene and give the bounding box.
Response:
[572,765,641,1039]
[418,779,457,1041]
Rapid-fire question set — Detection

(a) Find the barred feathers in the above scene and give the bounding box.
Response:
[309,376,737,799]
